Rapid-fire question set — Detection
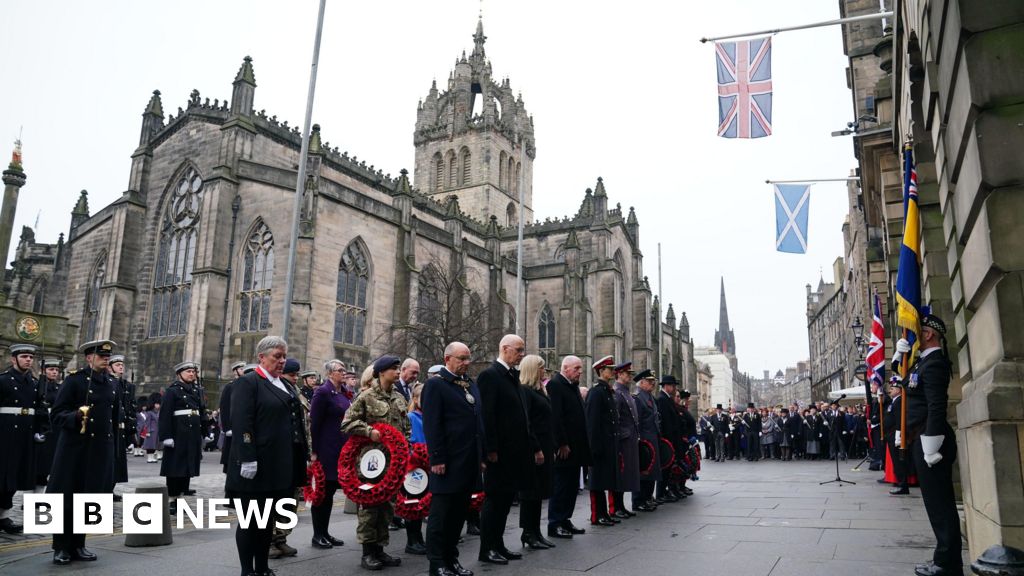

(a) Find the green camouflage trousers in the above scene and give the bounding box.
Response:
[356,502,394,545]
[271,488,301,544]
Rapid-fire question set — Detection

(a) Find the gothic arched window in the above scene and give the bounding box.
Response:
[538,304,556,350]
[433,152,444,191]
[506,202,516,228]
[335,240,370,345]
[149,167,202,337]
[416,265,442,326]
[32,277,48,314]
[239,221,274,332]
[85,258,105,341]
[447,150,458,188]
[507,157,515,193]
[460,148,472,186]
[498,151,507,191]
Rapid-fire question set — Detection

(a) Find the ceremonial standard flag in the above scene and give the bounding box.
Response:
[867,290,886,387]
[715,37,773,138]
[774,184,810,253]
[894,145,921,377]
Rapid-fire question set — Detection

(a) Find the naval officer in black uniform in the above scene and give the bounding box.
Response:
[46,340,119,565]
[0,343,46,534]
[159,361,207,503]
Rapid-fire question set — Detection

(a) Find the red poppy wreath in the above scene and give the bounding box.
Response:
[469,491,486,513]
[638,438,656,477]
[393,443,432,520]
[303,459,326,506]
[339,422,409,507]
[658,437,676,470]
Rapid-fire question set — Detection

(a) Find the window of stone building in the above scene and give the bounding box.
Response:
[461,148,472,186]
[447,151,458,188]
[498,151,507,191]
[416,265,442,326]
[238,221,274,332]
[434,153,444,191]
[149,167,202,338]
[86,258,105,341]
[32,277,48,314]
[538,304,556,350]
[506,202,516,228]
[335,240,370,345]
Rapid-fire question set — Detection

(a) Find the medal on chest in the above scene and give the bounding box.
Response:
[908,372,919,389]
[465,391,475,405]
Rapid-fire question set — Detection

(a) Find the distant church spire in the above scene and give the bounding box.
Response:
[714,277,736,354]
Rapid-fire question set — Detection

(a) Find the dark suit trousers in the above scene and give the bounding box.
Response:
[51,492,86,552]
[479,490,515,554]
[427,492,470,569]
[548,464,580,528]
[912,434,962,569]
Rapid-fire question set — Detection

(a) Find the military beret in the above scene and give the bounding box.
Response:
[427,364,444,375]
[592,355,614,372]
[373,355,401,376]
[633,369,655,383]
[109,355,125,364]
[659,375,679,387]
[43,357,62,368]
[174,361,198,374]
[9,343,38,356]
[283,358,301,374]
[80,340,115,356]
[230,361,246,372]
[613,361,633,373]
[921,313,946,337]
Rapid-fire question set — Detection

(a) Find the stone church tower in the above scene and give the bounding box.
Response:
[413,18,536,225]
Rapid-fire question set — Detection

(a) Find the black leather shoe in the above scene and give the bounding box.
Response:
[449,559,473,576]
[0,517,23,534]
[564,522,585,534]
[635,503,656,512]
[430,567,458,576]
[662,493,679,503]
[536,534,556,548]
[183,489,197,496]
[376,549,401,567]
[498,547,522,560]
[612,510,630,520]
[72,547,97,561]
[521,533,547,550]
[654,496,666,504]
[889,487,910,495]
[311,535,333,549]
[479,550,508,565]
[325,534,345,546]
[682,487,694,496]
[914,561,963,576]
[876,478,889,484]
[591,517,615,527]
[405,541,427,555]
[361,554,384,570]
[548,525,573,539]
[53,550,72,565]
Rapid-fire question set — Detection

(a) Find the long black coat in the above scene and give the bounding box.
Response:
[478,361,533,493]
[226,370,300,494]
[546,372,591,468]
[584,380,618,491]
[655,392,682,452]
[158,380,206,478]
[110,375,130,484]
[634,389,661,482]
[35,378,62,478]
[0,367,45,491]
[903,350,954,441]
[422,368,484,494]
[218,378,237,472]
[521,387,554,499]
[46,369,119,495]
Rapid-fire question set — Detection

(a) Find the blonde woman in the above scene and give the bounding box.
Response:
[359,365,375,393]
[517,354,556,550]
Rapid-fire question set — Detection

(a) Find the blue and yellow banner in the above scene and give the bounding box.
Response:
[894,144,921,376]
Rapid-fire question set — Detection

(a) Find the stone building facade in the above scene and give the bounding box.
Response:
[806,259,852,402]
[1,20,694,397]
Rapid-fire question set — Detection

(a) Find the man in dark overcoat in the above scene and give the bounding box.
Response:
[422,341,484,576]
[159,361,207,502]
[0,343,46,534]
[107,354,133,496]
[654,376,682,500]
[476,334,534,565]
[742,403,762,461]
[46,340,119,564]
[546,355,591,539]
[219,361,246,480]
[631,369,661,512]
[584,356,618,526]
[34,357,63,489]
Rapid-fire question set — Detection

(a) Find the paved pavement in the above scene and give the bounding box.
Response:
[0,454,969,576]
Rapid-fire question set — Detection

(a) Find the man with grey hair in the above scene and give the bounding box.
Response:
[546,355,591,538]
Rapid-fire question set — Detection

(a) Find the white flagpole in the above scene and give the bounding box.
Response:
[657,242,663,376]
[282,0,327,339]
[766,178,860,184]
[701,11,892,43]
[515,144,525,334]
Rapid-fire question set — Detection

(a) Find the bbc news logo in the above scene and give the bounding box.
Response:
[22,495,298,534]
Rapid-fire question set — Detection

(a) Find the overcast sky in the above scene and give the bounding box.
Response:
[1,0,860,375]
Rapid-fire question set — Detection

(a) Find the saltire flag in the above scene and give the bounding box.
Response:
[867,289,886,387]
[715,37,773,138]
[774,184,810,253]
[894,145,921,377]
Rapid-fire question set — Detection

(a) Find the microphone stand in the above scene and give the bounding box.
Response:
[820,397,855,486]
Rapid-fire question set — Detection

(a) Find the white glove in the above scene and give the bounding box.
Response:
[240,461,258,479]
[163,439,175,448]
[127,444,134,450]
[921,435,944,467]
[896,338,911,354]
[894,430,901,446]
[758,432,763,437]
[34,433,46,443]
[225,430,233,437]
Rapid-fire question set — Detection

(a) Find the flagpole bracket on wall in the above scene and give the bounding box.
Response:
[700,11,893,43]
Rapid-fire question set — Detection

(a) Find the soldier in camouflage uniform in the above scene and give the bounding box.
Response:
[341,355,410,571]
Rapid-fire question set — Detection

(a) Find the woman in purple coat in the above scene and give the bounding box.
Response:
[308,359,352,549]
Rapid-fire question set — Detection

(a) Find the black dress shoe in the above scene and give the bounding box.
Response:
[521,533,547,550]
[405,541,427,555]
[361,554,384,570]
[311,535,333,549]
[876,478,889,484]
[184,489,197,496]
[449,559,473,576]
[498,547,522,560]
[72,547,97,561]
[914,561,963,576]
[548,525,574,539]
[0,517,23,534]
[889,487,910,495]
[564,522,585,534]
[535,534,556,548]
[612,510,630,520]
[376,549,401,567]
[591,517,615,527]
[479,550,508,565]
[325,534,344,546]
[635,503,656,512]
[430,567,458,576]
[53,550,72,565]
[682,487,694,496]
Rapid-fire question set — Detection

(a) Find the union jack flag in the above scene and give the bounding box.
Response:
[715,37,773,138]
[867,290,886,387]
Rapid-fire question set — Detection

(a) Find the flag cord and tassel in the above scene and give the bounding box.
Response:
[700,11,893,43]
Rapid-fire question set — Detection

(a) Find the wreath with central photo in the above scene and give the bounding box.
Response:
[393,443,432,520]
[338,422,409,507]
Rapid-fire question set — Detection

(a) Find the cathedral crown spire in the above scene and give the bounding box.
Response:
[714,277,736,355]
[472,16,486,59]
